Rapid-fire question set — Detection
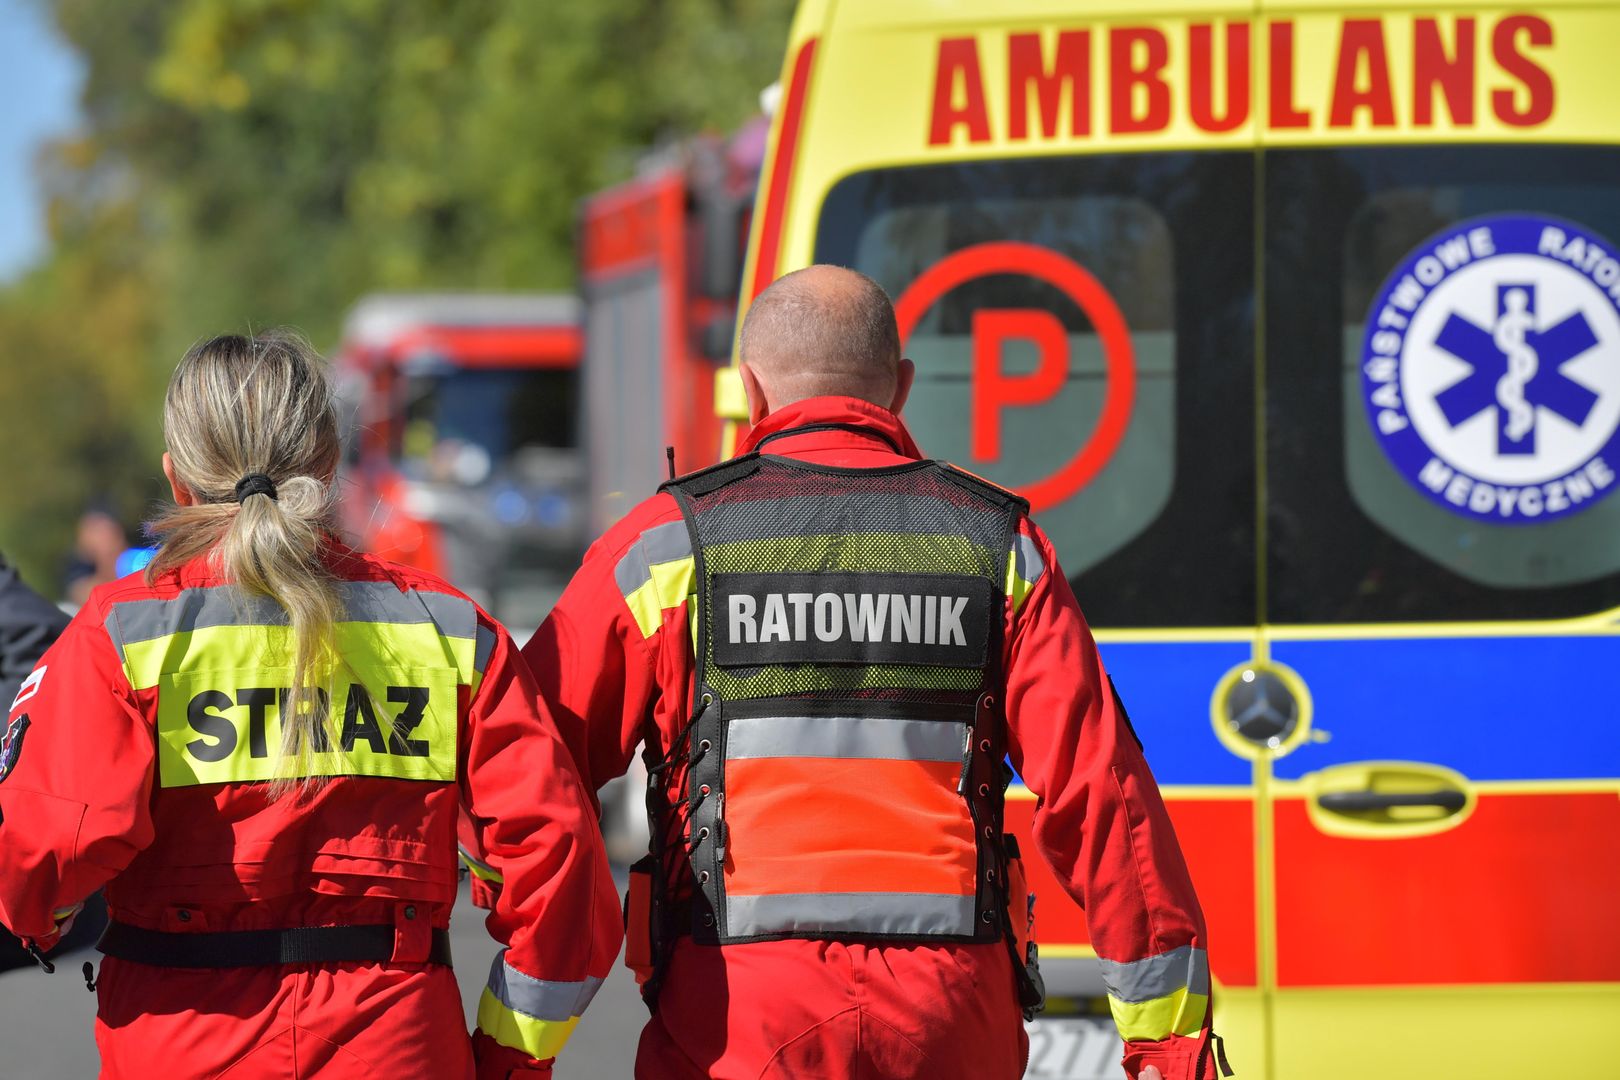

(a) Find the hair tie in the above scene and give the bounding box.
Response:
[234,473,278,502]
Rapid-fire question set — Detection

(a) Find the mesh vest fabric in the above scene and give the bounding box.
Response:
[662,451,1025,947]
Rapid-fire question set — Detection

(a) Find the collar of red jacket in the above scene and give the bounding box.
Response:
[736,396,924,459]
[153,534,374,590]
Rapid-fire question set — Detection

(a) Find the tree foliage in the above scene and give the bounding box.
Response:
[0,0,792,591]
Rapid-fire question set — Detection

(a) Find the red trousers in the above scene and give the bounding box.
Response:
[92,957,475,1079]
[636,939,1028,1079]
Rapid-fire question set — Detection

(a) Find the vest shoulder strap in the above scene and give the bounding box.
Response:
[936,463,1031,514]
[659,454,762,498]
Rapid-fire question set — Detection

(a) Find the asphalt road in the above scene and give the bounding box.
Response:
[0,876,646,1079]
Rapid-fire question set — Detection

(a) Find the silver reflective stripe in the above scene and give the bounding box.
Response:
[417,591,478,642]
[613,520,693,598]
[107,589,280,655]
[1013,532,1044,587]
[106,581,477,658]
[484,952,604,1021]
[725,715,967,763]
[473,624,497,675]
[726,892,975,937]
[1098,945,1210,1003]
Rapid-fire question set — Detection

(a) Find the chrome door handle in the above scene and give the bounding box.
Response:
[1305,761,1474,837]
[1317,789,1466,813]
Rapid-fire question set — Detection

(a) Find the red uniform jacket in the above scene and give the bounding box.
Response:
[0,543,620,1078]
[523,397,1218,1080]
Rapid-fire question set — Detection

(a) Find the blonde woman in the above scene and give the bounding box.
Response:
[0,332,618,1078]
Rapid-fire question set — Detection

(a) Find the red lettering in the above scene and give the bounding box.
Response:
[1414,18,1476,127]
[1109,27,1171,134]
[930,37,992,146]
[972,310,1068,461]
[1008,30,1091,140]
[1492,15,1554,127]
[1268,22,1311,128]
[1189,22,1251,133]
[1329,19,1396,128]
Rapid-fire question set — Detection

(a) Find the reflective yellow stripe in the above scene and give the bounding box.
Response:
[1004,532,1045,614]
[1004,549,1036,614]
[154,668,459,787]
[459,845,503,884]
[1108,988,1209,1041]
[132,622,469,788]
[476,990,581,1060]
[622,557,696,639]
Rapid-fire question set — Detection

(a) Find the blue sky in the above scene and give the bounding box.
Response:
[0,0,84,280]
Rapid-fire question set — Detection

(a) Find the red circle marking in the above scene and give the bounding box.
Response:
[892,242,1136,513]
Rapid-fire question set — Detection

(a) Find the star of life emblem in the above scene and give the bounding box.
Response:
[1362,213,1620,525]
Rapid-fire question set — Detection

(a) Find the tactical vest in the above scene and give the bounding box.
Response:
[657,437,1028,958]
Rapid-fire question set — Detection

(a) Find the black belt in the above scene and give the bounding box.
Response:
[97,921,452,969]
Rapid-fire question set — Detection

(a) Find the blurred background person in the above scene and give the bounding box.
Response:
[60,505,128,609]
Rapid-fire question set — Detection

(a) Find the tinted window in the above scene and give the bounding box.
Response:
[816,154,1255,628]
[1266,146,1620,623]
[399,366,577,481]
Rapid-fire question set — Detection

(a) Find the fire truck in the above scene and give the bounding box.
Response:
[577,120,767,538]
[720,2,1620,1078]
[336,293,584,623]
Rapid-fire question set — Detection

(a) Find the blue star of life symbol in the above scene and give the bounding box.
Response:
[1431,283,1601,456]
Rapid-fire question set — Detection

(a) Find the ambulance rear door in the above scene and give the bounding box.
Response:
[1259,141,1620,1080]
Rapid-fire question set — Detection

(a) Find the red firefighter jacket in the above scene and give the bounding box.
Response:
[0,542,620,1077]
[522,397,1218,1080]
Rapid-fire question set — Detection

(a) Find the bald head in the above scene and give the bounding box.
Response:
[739,265,903,410]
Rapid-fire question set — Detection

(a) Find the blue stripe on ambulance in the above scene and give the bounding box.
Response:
[1271,635,1620,782]
[1007,641,1253,787]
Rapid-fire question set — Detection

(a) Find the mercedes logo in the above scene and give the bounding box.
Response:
[1223,668,1300,749]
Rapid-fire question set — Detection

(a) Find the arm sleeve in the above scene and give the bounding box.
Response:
[461,615,622,1078]
[0,608,154,950]
[1003,524,1217,1080]
[521,528,663,795]
[461,517,666,913]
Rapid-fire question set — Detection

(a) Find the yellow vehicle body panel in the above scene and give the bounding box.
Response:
[734,2,1620,1076]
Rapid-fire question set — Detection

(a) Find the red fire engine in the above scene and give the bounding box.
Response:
[335,293,584,622]
[576,120,767,536]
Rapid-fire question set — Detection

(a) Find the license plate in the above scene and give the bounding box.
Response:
[1023,1016,1123,1079]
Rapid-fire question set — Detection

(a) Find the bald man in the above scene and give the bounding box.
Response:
[520,266,1220,1080]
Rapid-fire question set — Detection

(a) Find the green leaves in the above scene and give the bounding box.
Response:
[0,0,791,592]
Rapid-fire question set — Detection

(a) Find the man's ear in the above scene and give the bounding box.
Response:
[890,358,916,415]
[162,452,197,507]
[740,363,772,426]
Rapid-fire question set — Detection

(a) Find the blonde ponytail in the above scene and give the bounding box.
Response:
[146,330,343,792]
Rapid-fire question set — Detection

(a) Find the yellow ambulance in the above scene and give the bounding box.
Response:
[718,2,1620,1076]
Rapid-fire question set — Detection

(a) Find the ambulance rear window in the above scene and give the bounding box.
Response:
[1266,145,1620,624]
[817,153,1256,629]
